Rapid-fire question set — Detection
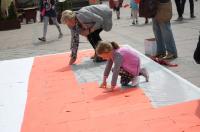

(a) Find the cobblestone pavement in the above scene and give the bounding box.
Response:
[0,0,200,87]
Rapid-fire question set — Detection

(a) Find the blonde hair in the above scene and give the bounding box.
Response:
[61,10,76,24]
[96,41,120,55]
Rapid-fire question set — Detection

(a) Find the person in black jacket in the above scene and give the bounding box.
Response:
[175,0,195,21]
[38,0,63,41]
[194,34,200,64]
[182,0,196,18]
[175,0,184,21]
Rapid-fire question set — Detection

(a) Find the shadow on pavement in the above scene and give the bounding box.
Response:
[72,59,106,71]
[33,39,60,46]
[93,87,138,100]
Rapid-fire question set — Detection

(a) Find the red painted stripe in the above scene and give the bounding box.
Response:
[21,50,200,132]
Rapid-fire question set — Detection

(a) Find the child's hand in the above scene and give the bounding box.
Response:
[99,82,107,89]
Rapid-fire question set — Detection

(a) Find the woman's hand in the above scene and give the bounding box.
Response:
[69,57,76,65]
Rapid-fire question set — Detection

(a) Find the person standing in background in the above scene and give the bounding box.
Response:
[138,0,150,24]
[182,0,196,18]
[153,0,178,59]
[130,0,139,25]
[38,0,63,41]
[109,0,123,19]
[175,0,195,21]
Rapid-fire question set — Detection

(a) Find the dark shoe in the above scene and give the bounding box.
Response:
[38,37,46,42]
[58,33,63,39]
[93,56,106,62]
[132,21,135,25]
[176,17,183,21]
[136,20,138,24]
[191,15,196,18]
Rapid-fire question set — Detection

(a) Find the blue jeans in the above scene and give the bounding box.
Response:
[152,19,177,56]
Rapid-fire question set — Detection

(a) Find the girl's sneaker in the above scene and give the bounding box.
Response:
[132,76,139,87]
[140,68,149,82]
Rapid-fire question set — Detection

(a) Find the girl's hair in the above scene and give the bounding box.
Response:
[61,10,76,24]
[96,41,120,55]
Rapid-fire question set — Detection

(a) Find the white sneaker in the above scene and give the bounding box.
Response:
[140,68,149,82]
[132,76,139,87]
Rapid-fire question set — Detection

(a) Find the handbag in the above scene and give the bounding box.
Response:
[41,8,46,16]
[135,0,140,4]
[155,0,172,23]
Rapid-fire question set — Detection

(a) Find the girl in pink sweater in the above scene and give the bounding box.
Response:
[96,41,149,92]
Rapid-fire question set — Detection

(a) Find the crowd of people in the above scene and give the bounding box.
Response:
[37,0,199,92]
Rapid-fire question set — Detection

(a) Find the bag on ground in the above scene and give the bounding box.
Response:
[144,38,157,57]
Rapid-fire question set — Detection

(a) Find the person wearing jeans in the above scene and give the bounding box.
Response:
[109,0,123,19]
[152,19,178,59]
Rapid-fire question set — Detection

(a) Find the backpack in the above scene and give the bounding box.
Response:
[193,35,200,64]
[139,0,158,18]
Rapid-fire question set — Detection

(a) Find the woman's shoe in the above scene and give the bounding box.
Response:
[156,53,166,59]
[191,15,196,18]
[38,37,46,42]
[163,53,177,59]
[93,56,106,62]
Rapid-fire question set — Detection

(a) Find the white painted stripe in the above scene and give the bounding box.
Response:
[0,57,34,132]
